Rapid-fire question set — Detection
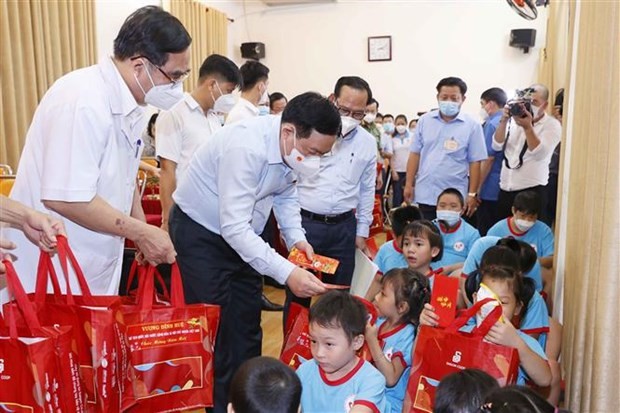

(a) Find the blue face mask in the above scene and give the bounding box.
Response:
[383,122,394,133]
[438,101,461,117]
[258,105,270,116]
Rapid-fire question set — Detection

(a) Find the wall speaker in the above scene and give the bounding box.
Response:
[509,29,536,53]
[240,42,265,60]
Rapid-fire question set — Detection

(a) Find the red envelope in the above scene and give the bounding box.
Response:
[288,248,339,274]
[431,275,459,328]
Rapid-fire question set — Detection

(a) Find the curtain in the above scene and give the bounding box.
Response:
[168,0,229,89]
[538,0,570,106]
[559,1,619,411]
[0,0,97,170]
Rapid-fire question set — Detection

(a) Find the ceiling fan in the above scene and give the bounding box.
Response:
[506,0,547,21]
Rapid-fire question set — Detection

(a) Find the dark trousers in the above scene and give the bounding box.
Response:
[418,203,437,221]
[543,174,558,227]
[391,172,407,208]
[169,205,262,413]
[497,185,548,220]
[477,199,499,236]
[284,214,357,322]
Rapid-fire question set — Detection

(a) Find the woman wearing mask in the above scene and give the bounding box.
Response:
[388,114,412,207]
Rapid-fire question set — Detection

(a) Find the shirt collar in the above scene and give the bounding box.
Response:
[99,56,142,118]
[238,97,260,116]
[268,116,284,164]
[341,125,360,141]
[431,108,466,123]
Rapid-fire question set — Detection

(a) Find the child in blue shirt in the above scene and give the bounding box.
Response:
[365,268,431,413]
[487,190,554,298]
[433,188,481,271]
[366,206,422,300]
[297,291,386,413]
[401,220,444,289]
[421,246,552,387]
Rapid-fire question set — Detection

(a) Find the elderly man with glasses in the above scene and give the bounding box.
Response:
[5,6,187,297]
[283,76,377,320]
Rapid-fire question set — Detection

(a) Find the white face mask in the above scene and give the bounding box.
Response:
[530,104,541,117]
[259,82,269,105]
[409,128,416,134]
[436,210,461,226]
[514,218,535,232]
[135,60,184,110]
[212,82,237,114]
[396,125,407,135]
[282,127,320,177]
[363,113,377,123]
[341,116,360,137]
[479,107,489,121]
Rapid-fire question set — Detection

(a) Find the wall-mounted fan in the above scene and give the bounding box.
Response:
[506,0,538,20]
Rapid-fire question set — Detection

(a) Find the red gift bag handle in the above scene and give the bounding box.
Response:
[138,262,185,311]
[126,260,170,301]
[445,297,503,337]
[55,234,93,303]
[34,251,63,303]
[2,259,43,338]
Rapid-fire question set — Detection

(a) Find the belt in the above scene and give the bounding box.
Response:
[300,209,354,224]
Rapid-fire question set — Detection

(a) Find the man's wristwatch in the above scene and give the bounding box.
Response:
[468,192,478,198]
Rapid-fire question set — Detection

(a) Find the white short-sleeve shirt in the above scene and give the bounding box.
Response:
[5,57,145,297]
[155,93,221,181]
[225,97,259,125]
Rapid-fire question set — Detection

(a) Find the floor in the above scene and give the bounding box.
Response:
[261,285,287,357]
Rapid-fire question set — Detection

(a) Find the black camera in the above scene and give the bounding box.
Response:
[507,88,535,117]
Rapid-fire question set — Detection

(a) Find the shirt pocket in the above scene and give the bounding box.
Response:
[442,136,468,162]
[342,156,367,184]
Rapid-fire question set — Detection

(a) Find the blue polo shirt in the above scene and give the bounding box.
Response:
[410,110,487,205]
[480,111,504,201]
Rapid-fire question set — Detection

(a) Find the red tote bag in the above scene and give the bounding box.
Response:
[403,299,520,413]
[122,263,220,412]
[0,259,86,413]
[280,302,312,370]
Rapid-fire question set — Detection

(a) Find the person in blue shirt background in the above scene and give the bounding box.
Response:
[433,187,480,272]
[475,87,508,235]
[404,76,488,220]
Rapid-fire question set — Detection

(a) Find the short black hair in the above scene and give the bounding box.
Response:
[368,98,379,109]
[229,357,301,413]
[240,61,269,91]
[391,205,423,237]
[376,113,383,118]
[434,369,499,413]
[147,113,158,138]
[382,268,431,325]
[437,187,465,208]
[480,87,508,107]
[198,54,241,86]
[513,190,542,216]
[395,114,408,123]
[481,385,556,413]
[281,92,341,139]
[383,113,394,121]
[436,76,468,96]
[401,220,443,262]
[269,92,288,109]
[408,119,418,128]
[113,6,191,66]
[334,76,373,105]
[309,291,367,343]
[496,238,537,274]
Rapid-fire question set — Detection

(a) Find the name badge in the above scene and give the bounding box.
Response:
[444,138,458,151]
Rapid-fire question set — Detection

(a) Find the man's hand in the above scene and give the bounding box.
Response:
[391,170,399,181]
[356,236,370,257]
[0,239,17,274]
[294,240,314,260]
[286,267,327,298]
[403,185,414,204]
[463,195,480,217]
[512,104,534,129]
[133,224,176,266]
[376,172,383,191]
[22,210,66,252]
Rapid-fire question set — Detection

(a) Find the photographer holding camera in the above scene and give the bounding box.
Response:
[492,84,562,221]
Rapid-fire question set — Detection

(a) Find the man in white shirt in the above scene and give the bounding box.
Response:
[493,84,562,220]
[225,60,270,124]
[285,77,377,314]
[6,6,185,296]
[156,54,241,231]
[169,92,342,413]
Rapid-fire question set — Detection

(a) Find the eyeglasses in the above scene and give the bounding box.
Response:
[335,100,366,121]
[132,56,191,85]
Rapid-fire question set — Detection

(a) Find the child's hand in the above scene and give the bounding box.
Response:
[365,320,379,342]
[485,320,521,348]
[419,303,439,327]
